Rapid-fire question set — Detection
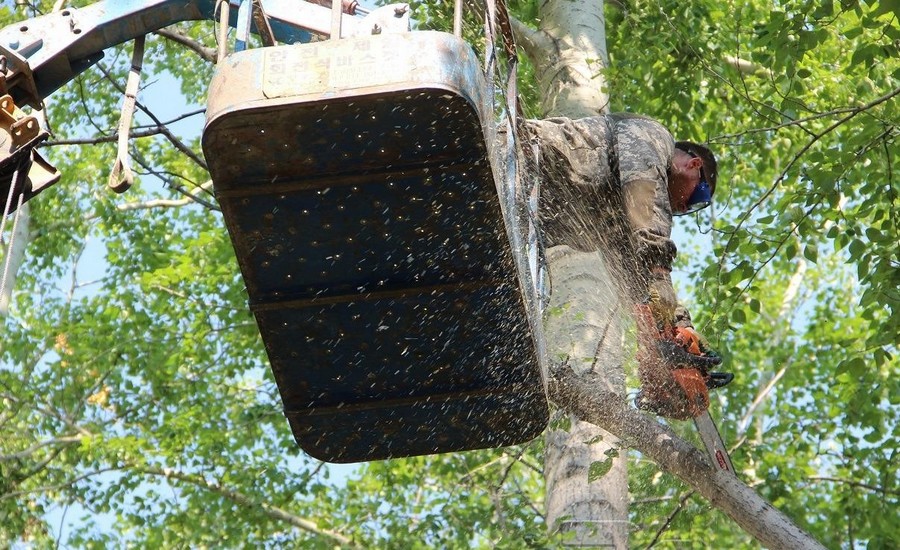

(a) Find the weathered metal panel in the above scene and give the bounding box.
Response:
[203,32,547,462]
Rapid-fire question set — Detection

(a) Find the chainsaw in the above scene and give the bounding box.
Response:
[675,326,735,474]
[669,325,735,473]
[635,306,736,474]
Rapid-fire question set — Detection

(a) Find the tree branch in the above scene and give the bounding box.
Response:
[42,109,206,147]
[808,476,900,497]
[155,28,217,64]
[0,467,118,502]
[716,85,900,273]
[646,491,694,548]
[0,435,82,462]
[116,180,215,211]
[136,466,361,547]
[548,365,827,550]
[508,16,553,65]
[129,154,220,211]
[713,85,900,141]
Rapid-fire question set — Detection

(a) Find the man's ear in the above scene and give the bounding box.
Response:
[688,156,703,170]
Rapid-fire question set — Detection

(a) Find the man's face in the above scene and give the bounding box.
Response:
[669,150,704,214]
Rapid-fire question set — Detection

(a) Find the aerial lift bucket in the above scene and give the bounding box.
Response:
[202,31,548,462]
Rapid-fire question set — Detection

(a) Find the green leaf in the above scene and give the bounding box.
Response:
[836,357,867,377]
[848,238,866,260]
[785,242,798,260]
[803,245,818,263]
[865,227,884,243]
[588,458,613,483]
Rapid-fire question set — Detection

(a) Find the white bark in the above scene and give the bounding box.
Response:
[513,0,626,545]
[0,202,30,316]
[514,0,609,118]
[543,246,629,547]
[738,257,807,441]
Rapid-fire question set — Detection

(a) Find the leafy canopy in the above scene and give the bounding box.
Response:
[0,0,897,547]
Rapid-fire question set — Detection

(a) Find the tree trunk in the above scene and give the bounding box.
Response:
[543,246,629,547]
[513,1,627,545]
[0,202,30,316]
[514,0,610,118]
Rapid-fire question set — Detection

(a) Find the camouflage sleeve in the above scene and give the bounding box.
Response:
[520,117,613,250]
[521,118,605,184]
[613,117,677,272]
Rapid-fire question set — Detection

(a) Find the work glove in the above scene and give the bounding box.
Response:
[673,306,723,361]
[634,303,723,420]
[650,275,722,363]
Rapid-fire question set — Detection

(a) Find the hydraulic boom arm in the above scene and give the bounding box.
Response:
[0,0,409,208]
[0,0,400,108]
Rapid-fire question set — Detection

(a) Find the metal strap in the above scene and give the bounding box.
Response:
[216,0,231,62]
[331,0,342,39]
[235,0,252,51]
[523,126,549,302]
[475,0,547,303]
[453,0,463,37]
[108,34,146,194]
[252,0,276,46]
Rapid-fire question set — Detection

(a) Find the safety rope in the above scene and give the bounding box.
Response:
[1,164,21,228]
[467,0,549,306]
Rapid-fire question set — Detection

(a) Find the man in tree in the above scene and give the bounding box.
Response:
[523,113,726,419]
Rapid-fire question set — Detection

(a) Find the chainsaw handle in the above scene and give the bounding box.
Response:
[656,340,722,371]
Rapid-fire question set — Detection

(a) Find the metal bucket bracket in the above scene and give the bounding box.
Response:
[0,94,61,210]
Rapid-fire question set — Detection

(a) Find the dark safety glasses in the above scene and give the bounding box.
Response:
[674,150,713,216]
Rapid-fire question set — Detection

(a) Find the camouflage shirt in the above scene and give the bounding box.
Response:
[522,114,678,300]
